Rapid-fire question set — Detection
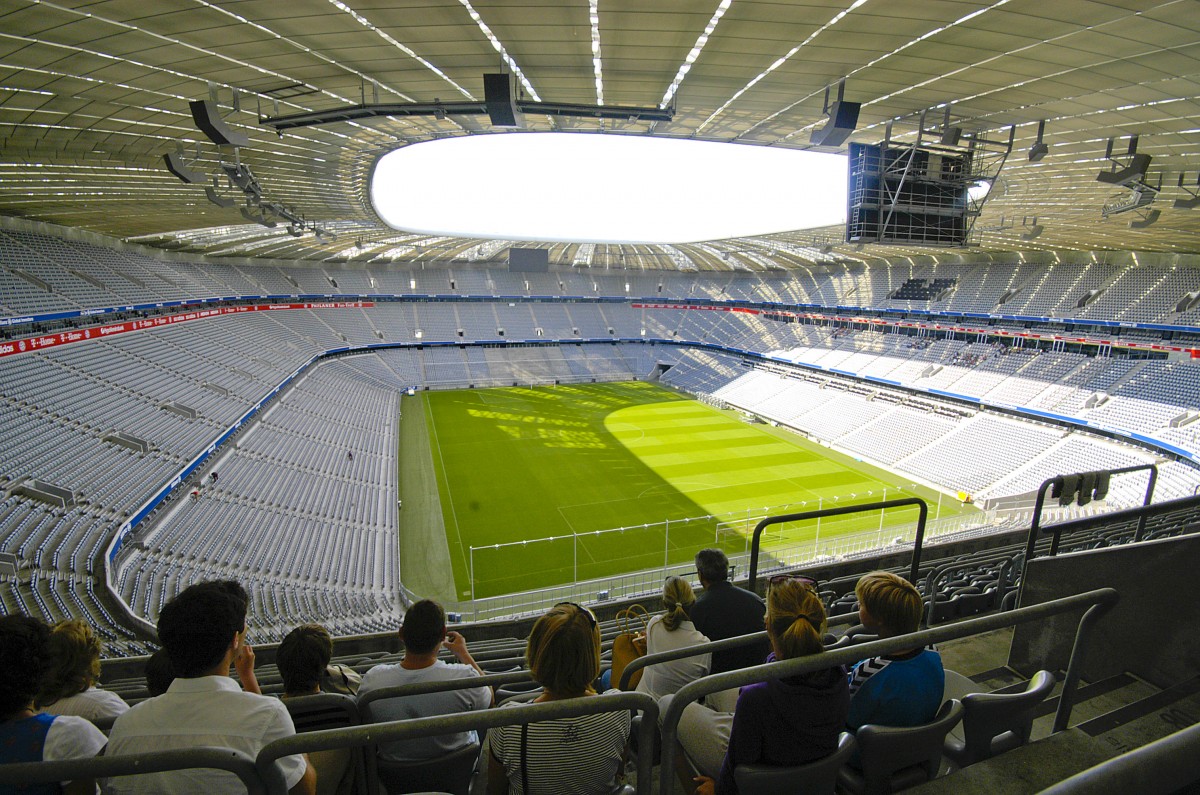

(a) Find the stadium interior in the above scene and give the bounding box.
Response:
[2,1,1200,793]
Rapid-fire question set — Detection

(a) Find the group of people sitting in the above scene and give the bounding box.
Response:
[0,547,943,795]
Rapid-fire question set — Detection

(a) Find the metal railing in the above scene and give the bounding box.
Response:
[747,497,928,589]
[257,691,660,795]
[1024,464,1158,568]
[656,587,1118,795]
[456,505,986,623]
[0,747,281,794]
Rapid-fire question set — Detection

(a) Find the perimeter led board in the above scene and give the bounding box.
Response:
[371,133,846,244]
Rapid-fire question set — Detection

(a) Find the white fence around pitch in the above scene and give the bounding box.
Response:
[453,501,992,623]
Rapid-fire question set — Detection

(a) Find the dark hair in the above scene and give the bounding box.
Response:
[144,648,176,697]
[0,614,52,716]
[157,580,249,677]
[278,624,333,696]
[400,600,446,656]
[695,548,729,583]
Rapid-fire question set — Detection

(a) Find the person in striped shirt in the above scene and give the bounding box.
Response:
[487,602,630,795]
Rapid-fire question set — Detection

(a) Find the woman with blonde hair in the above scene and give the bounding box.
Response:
[37,618,128,723]
[681,576,849,795]
[635,576,710,698]
[487,602,631,794]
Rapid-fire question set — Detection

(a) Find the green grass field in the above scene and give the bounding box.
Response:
[405,381,973,599]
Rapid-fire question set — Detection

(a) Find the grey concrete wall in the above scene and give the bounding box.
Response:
[1009,534,1200,688]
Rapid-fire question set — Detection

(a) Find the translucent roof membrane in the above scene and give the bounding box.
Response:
[371,133,846,244]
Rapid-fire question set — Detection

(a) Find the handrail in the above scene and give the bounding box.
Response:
[258,690,660,795]
[1024,464,1158,569]
[357,669,535,704]
[748,497,928,590]
[0,747,280,794]
[657,587,1118,795]
[1038,721,1200,794]
[616,612,861,691]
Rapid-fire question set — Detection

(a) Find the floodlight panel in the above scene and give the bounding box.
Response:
[371,133,846,244]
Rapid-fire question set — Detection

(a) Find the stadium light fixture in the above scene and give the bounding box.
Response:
[372,133,847,243]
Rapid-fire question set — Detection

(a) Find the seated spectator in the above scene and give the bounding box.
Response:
[636,576,710,699]
[690,549,770,712]
[680,576,849,795]
[357,600,490,762]
[487,602,630,795]
[142,649,175,698]
[37,618,129,724]
[846,571,944,731]
[104,580,315,794]
[0,614,107,795]
[278,624,355,795]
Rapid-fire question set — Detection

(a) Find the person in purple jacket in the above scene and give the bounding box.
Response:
[684,576,850,795]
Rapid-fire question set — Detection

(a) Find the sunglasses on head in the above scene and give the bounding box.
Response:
[769,574,818,590]
[555,601,598,627]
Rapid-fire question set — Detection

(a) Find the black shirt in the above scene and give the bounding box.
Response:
[690,580,771,675]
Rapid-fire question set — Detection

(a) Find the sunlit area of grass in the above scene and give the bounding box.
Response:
[412,382,972,598]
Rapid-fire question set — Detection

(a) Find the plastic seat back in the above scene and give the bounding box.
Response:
[734,732,856,795]
[284,693,369,795]
[945,670,1055,768]
[838,699,964,795]
[374,741,480,795]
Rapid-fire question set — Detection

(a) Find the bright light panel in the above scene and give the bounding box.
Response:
[371,133,846,244]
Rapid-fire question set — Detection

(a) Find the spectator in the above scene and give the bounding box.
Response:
[689,548,770,711]
[278,624,355,795]
[635,576,710,699]
[357,601,490,763]
[278,624,361,698]
[104,580,315,794]
[37,618,129,724]
[846,571,944,731]
[487,602,630,795]
[142,649,175,698]
[0,614,107,795]
[683,576,849,795]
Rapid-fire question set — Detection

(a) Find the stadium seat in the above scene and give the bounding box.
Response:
[283,693,368,795]
[943,670,1056,768]
[373,741,480,795]
[837,700,965,794]
[733,731,856,795]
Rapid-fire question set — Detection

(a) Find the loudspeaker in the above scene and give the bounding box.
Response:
[1097,153,1152,186]
[163,152,205,184]
[189,99,250,147]
[809,101,860,147]
[483,74,524,128]
[1028,142,1049,162]
[204,186,236,208]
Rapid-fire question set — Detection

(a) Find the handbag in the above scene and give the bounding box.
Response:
[610,604,649,690]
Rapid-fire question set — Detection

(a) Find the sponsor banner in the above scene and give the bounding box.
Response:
[631,303,760,314]
[0,302,374,359]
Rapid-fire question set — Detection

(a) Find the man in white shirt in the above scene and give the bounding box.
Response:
[104,580,315,794]
[357,600,492,762]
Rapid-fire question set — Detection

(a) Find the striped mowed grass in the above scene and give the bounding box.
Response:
[415,381,968,598]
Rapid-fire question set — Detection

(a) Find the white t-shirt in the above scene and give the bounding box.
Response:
[358,660,491,761]
[102,675,307,794]
[42,686,130,723]
[635,615,711,699]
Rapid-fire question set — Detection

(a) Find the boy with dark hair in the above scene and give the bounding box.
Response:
[105,580,315,794]
[358,599,491,762]
[846,571,944,731]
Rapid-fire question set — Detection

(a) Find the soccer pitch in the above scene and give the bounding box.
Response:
[403,381,973,600]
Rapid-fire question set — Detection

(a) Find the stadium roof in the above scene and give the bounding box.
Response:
[1,0,1199,270]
